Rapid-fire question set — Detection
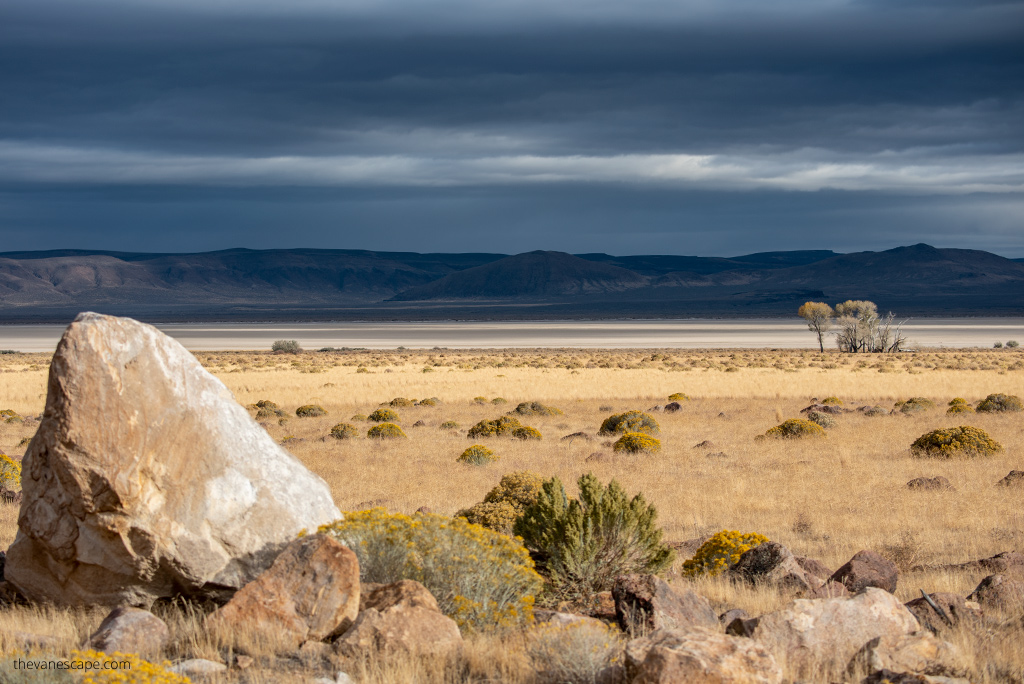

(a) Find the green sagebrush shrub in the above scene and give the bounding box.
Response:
[440,420,459,429]
[295,404,327,418]
[458,444,498,465]
[511,401,563,416]
[271,339,302,353]
[512,426,543,441]
[894,397,935,414]
[473,396,489,404]
[457,471,545,535]
[667,392,690,402]
[912,425,1003,457]
[350,414,367,422]
[317,508,541,631]
[491,397,508,405]
[806,411,835,429]
[417,397,441,406]
[330,423,359,440]
[368,407,400,423]
[612,432,661,454]
[367,423,407,439]
[468,415,532,438]
[514,473,675,602]
[385,397,416,407]
[598,410,660,436]
[976,393,1023,413]
[682,530,770,577]
[763,418,826,439]
[527,620,624,684]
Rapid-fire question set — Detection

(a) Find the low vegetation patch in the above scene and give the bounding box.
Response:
[511,401,563,416]
[457,471,544,534]
[511,426,543,441]
[319,508,542,631]
[271,339,302,353]
[806,411,835,429]
[527,620,624,684]
[682,530,770,577]
[0,453,21,490]
[385,397,416,408]
[0,409,23,423]
[295,404,326,418]
[976,393,1023,413]
[667,392,690,401]
[947,397,975,415]
[417,397,441,406]
[763,418,826,439]
[468,416,526,438]
[440,420,459,429]
[458,444,498,465]
[597,410,660,436]
[329,422,359,440]
[612,432,662,454]
[368,408,400,423]
[367,423,407,439]
[821,396,843,405]
[912,425,1003,457]
[894,397,935,414]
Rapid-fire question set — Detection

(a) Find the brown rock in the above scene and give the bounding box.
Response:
[6,313,340,607]
[830,550,899,593]
[794,556,834,581]
[725,617,761,638]
[334,581,461,658]
[719,608,749,626]
[801,403,846,415]
[729,542,823,596]
[997,470,1024,487]
[860,671,970,684]
[361,579,438,613]
[561,431,593,442]
[922,551,1024,576]
[625,628,782,684]
[86,606,169,658]
[207,534,360,649]
[533,610,609,631]
[805,581,850,599]
[967,574,1024,612]
[904,592,979,633]
[664,402,682,413]
[589,590,617,621]
[752,588,921,677]
[692,440,716,450]
[848,633,964,678]
[612,574,719,635]
[667,535,712,560]
[906,477,955,491]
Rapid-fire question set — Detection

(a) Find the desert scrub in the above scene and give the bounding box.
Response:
[271,339,302,353]
[598,410,660,436]
[0,409,23,423]
[512,426,543,441]
[0,453,21,490]
[385,397,416,407]
[350,414,368,421]
[976,393,1023,413]
[458,444,498,465]
[527,620,624,684]
[330,422,359,440]
[911,425,1003,457]
[682,530,770,577]
[457,501,518,534]
[484,471,545,513]
[367,423,407,440]
[947,398,975,415]
[368,408,400,423]
[473,396,489,404]
[763,418,826,439]
[468,416,526,438]
[511,401,563,416]
[612,432,662,454]
[440,420,459,429]
[318,509,542,631]
[71,650,190,684]
[491,397,507,405]
[806,411,835,429]
[514,473,675,602]
[894,397,935,414]
[667,392,690,401]
[417,397,441,406]
[295,404,327,418]
[821,396,843,405]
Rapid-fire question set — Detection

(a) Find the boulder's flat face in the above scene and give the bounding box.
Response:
[6,312,340,606]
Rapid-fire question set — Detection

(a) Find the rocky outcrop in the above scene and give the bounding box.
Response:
[6,313,340,607]
[830,550,899,594]
[730,542,821,596]
[85,606,169,657]
[206,534,360,649]
[625,628,782,684]
[903,592,979,634]
[612,574,719,635]
[967,574,1024,612]
[848,633,964,678]
[752,588,920,676]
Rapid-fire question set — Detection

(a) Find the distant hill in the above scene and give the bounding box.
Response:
[0,244,1021,321]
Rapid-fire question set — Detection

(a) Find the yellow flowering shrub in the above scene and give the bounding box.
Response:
[385,397,416,407]
[512,426,543,441]
[368,408,399,423]
[612,432,661,454]
[491,397,508,405]
[458,444,498,465]
[440,420,459,429]
[1,409,24,423]
[822,396,843,405]
[329,423,359,440]
[911,425,1003,457]
[598,410,660,436]
[295,404,327,417]
[511,401,563,416]
[457,501,518,534]
[667,392,690,402]
[468,416,526,438]
[682,530,770,577]
[473,396,489,404]
[976,393,1023,413]
[946,398,975,415]
[483,471,545,512]
[350,414,367,421]
[318,509,542,631]
[70,650,190,684]
[366,423,407,439]
[417,397,441,406]
[763,418,826,439]
[0,454,20,490]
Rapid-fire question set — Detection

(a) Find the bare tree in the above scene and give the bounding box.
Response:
[797,301,834,352]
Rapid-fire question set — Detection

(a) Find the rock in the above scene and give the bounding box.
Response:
[729,542,823,596]
[534,610,609,631]
[612,574,719,635]
[667,536,712,560]
[234,655,254,669]
[168,659,227,679]
[693,440,715,449]
[625,628,782,684]
[800,403,845,415]
[966,574,1024,612]
[6,313,340,607]
[996,470,1024,487]
[848,633,964,678]
[585,451,609,462]
[794,556,834,581]
[648,405,664,412]
[85,606,169,658]
[752,588,921,677]
[207,534,359,649]
[861,671,970,684]
[415,506,432,514]
[706,452,729,459]
[807,581,851,598]
[719,608,748,626]
[906,477,955,492]
[561,431,593,443]
[589,590,617,621]
[334,580,462,658]
[904,592,979,633]
[412,420,426,427]
[664,402,682,413]
[726,616,761,638]
[830,550,899,593]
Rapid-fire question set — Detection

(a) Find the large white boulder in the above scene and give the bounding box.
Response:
[6,313,340,606]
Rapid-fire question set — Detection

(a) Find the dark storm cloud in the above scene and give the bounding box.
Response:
[0,0,1022,254]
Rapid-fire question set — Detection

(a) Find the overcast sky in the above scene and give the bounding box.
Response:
[1,0,1022,256]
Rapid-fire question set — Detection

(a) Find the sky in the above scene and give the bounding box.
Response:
[1,0,1022,257]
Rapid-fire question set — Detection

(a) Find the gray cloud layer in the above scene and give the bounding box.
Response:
[1,0,1022,254]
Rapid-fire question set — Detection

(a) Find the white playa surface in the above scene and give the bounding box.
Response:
[1,318,1023,352]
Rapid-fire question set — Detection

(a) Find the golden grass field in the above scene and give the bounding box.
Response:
[0,346,1022,682]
